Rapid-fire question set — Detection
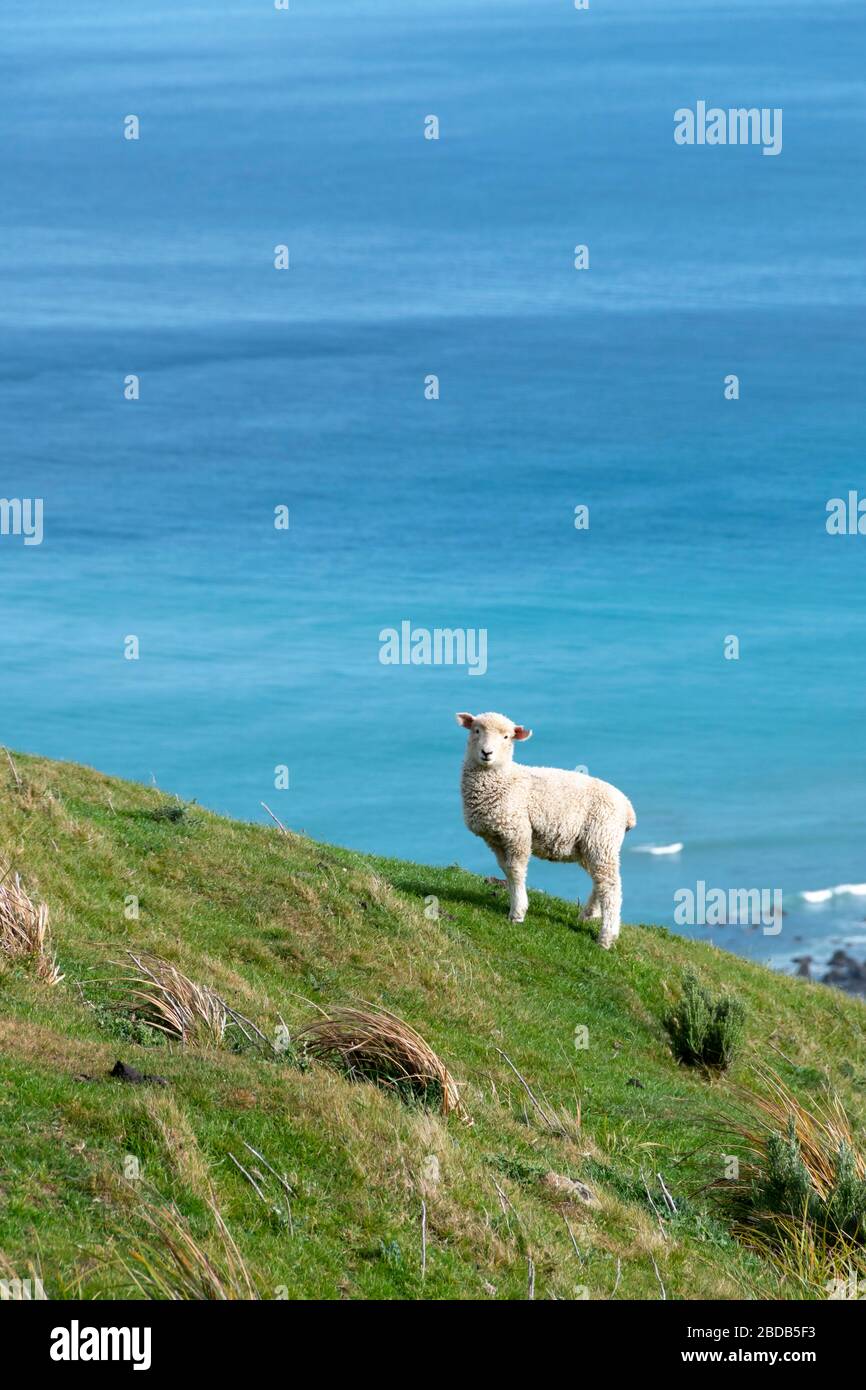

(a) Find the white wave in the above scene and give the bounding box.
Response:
[800,883,866,904]
[631,842,683,856]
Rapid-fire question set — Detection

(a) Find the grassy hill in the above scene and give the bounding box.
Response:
[1,751,864,1301]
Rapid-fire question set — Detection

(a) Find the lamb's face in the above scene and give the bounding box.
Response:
[455,712,532,767]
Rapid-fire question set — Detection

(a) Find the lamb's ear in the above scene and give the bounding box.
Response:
[512,725,533,741]
[455,712,474,729]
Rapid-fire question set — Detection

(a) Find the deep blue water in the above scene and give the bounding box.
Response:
[1,0,864,977]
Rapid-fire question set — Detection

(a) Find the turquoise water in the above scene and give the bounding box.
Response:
[1,0,864,976]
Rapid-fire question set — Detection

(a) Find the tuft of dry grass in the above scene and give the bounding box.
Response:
[743,1209,866,1299]
[715,1066,866,1283]
[115,951,269,1049]
[118,1188,261,1300]
[117,951,228,1045]
[0,871,62,985]
[297,1004,465,1118]
[720,1066,865,1201]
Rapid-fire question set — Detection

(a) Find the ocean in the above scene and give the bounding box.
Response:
[1,0,864,978]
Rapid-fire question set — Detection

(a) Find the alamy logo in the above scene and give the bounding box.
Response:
[379,621,487,677]
[826,491,866,535]
[826,1273,866,1300]
[674,102,782,157]
[0,1275,45,1300]
[50,1321,152,1372]
[674,881,782,935]
[0,497,43,545]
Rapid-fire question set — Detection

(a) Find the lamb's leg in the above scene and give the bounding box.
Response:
[495,848,529,923]
[583,885,601,921]
[507,860,529,923]
[595,868,622,950]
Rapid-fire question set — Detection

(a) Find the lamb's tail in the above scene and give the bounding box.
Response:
[624,799,637,832]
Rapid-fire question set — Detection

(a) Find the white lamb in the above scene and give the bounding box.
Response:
[456,711,636,949]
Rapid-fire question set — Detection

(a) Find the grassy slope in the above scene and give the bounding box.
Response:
[1,752,864,1301]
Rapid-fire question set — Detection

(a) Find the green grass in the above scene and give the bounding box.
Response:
[0,750,864,1300]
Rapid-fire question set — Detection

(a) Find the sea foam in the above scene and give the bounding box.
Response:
[801,883,866,904]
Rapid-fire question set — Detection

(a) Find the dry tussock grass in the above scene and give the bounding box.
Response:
[115,951,267,1049]
[0,871,62,984]
[715,1065,866,1292]
[297,1003,466,1118]
[119,951,228,1044]
[721,1066,865,1199]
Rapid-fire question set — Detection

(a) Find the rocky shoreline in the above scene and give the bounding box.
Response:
[793,949,866,997]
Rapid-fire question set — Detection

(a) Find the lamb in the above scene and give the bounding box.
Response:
[456,711,636,949]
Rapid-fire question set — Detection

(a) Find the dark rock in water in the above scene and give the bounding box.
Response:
[792,955,812,979]
[829,949,865,976]
[821,951,866,996]
[110,1060,167,1086]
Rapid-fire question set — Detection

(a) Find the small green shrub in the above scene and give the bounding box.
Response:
[761,1117,816,1218]
[664,971,745,1070]
[825,1143,866,1240]
[756,1119,866,1243]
